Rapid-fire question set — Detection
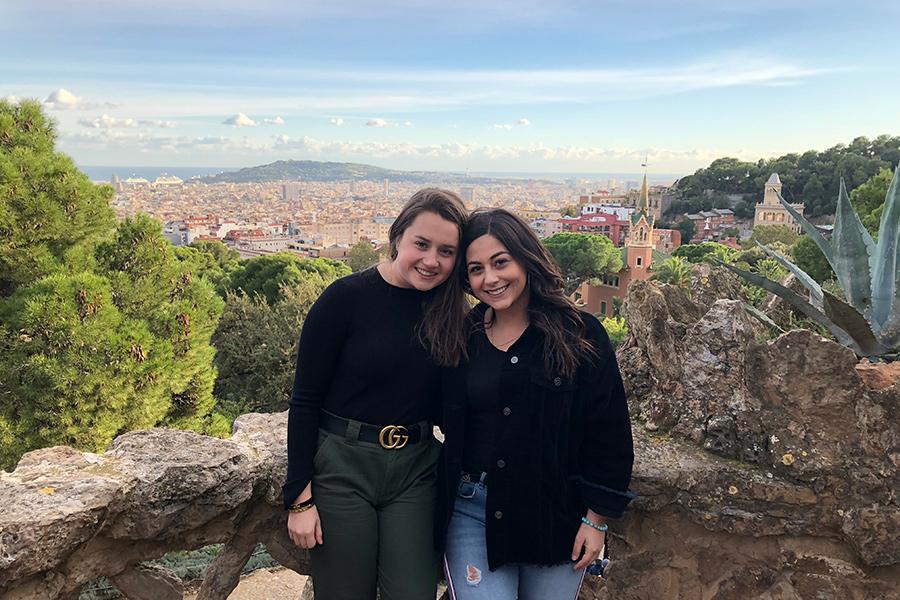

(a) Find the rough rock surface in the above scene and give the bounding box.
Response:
[612,275,899,598]
[1,270,897,599]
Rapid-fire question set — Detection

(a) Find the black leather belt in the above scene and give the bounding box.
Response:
[319,411,425,449]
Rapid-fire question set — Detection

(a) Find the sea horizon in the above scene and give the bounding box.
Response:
[79,164,684,186]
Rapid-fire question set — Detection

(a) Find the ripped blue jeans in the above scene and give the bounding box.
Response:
[443,475,585,600]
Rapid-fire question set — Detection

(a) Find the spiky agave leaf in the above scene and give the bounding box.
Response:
[755,242,823,309]
[821,290,887,356]
[871,166,900,335]
[833,178,876,316]
[721,262,880,357]
[775,189,835,265]
[742,303,785,333]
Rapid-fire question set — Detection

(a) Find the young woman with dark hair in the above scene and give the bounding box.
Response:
[284,188,469,600]
[437,208,634,600]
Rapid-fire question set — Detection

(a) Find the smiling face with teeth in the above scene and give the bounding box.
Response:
[465,234,529,315]
[387,210,460,291]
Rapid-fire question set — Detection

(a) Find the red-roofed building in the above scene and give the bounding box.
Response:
[560,213,630,246]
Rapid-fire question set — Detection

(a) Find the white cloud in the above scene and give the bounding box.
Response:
[44,88,82,109]
[138,119,177,128]
[494,118,531,130]
[79,114,137,128]
[4,95,21,104]
[57,127,779,171]
[329,117,345,126]
[404,121,413,127]
[42,88,119,110]
[366,118,390,128]
[262,116,285,125]
[223,112,257,127]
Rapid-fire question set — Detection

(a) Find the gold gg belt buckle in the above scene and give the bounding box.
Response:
[379,425,409,449]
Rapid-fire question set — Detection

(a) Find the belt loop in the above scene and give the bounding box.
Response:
[345,420,361,445]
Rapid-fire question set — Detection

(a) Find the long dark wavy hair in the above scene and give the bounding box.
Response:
[389,188,469,367]
[462,208,593,379]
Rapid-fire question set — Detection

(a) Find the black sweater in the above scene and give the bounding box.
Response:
[436,304,635,569]
[282,267,440,508]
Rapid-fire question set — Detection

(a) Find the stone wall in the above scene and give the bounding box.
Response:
[1,266,897,599]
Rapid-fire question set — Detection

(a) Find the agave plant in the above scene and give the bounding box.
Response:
[722,167,900,359]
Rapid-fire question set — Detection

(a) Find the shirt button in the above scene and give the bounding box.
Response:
[496,459,506,468]
[510,356,519,364]
[554,377,562,386]
[494,511,503,519]
[502,407,511,416]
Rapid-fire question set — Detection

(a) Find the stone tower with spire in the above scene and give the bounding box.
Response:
[753,173,804,233]
[624,173,655,273]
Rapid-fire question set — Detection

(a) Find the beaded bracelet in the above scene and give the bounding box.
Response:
[581,516,608,532]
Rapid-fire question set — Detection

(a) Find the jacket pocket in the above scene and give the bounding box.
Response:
[529,371,577,393]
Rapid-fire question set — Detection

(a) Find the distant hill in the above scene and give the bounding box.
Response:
[669,135,900,219]
[199,160,490,184]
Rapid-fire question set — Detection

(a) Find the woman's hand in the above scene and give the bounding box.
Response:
[287,506,323,549]
[571,511,606,570]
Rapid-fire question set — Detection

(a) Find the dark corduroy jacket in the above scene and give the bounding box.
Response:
[435,306,635,570]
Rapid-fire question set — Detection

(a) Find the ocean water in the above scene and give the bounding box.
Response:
[79,166,227,182]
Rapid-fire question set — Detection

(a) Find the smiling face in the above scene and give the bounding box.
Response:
[465,234,529,315]
[388,210,460,291]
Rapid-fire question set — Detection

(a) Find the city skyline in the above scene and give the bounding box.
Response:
[3,0,898,173]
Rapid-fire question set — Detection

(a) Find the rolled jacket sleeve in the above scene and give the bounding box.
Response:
[573,315,636,519]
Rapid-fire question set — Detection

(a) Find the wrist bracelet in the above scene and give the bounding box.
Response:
[581,516,608,532]
[288,497,314,512]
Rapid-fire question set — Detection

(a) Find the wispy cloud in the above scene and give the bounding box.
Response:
[138,119,177,128]
[329,117,345,126]
[79,114,137,128]
[494,118,531,130]
[366,118,391,127]
[262,116,285,125]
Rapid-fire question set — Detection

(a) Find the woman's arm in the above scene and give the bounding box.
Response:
[574,314,636,519]
[282,279,352,508]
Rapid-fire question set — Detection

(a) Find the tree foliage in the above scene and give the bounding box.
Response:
[669,136,900,218]
[791,235,833,283]
[748,225,799,247]
[600,316,628,348]
[347,240,382,273]
[543,233,623,294]
[227,253,350,305]
[212,279,329,414]
[0,101,226,469]
[672,242,735,264]
[676,219,696,244]
[176,240,241,297]
[850,167,893,236]
[0,99,116,297]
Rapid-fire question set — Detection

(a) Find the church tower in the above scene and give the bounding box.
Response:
[625,173,655,275]
[762,173,783,205]
[754,172,804,233]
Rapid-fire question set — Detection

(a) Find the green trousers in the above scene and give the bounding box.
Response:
[310,424,440,600]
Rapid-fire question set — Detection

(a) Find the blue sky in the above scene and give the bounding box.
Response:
[2,0,898,174]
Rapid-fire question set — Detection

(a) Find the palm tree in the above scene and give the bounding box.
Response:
[651,256,692,295]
